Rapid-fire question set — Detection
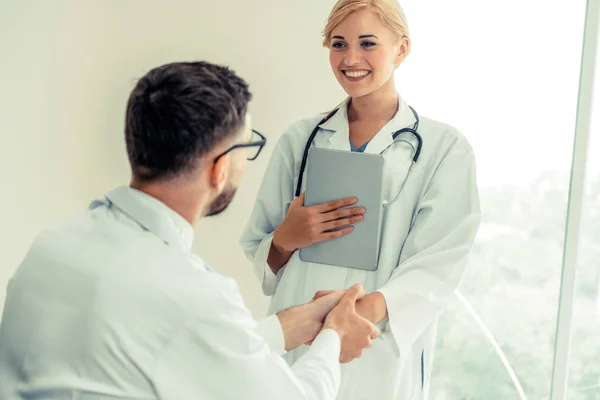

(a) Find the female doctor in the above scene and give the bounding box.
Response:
[240,0,481,398]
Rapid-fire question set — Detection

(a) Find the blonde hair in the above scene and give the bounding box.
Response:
[322,0,410,47]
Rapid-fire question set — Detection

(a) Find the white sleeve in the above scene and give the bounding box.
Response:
[378,139,481,355]
[290,330,341,399]
[153,279,341,400]
[240,136,296,296]
[255,314,286,356]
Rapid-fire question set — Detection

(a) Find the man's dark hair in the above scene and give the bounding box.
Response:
[124,61,252,182]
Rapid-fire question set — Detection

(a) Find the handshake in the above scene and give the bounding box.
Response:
[277,283,381,363]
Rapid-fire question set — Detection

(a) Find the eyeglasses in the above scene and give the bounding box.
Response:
[214,130,267,163]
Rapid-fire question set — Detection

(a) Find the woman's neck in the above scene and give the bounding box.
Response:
[348,82,399,123]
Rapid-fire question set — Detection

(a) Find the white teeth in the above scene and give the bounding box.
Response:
[344,70,370,78]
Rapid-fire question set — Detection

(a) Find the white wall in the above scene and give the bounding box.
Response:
[0,0,345,318]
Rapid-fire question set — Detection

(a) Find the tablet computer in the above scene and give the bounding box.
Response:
[299,147,384,271]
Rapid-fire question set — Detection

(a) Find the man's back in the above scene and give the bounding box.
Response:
[0,190,218,399]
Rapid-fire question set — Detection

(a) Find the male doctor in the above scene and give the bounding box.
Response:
[0,61,378,400]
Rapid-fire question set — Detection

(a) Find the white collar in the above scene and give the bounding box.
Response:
[93,186,195,252]
[318,95,417,154]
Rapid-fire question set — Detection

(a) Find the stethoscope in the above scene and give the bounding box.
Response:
[295,105,424,206]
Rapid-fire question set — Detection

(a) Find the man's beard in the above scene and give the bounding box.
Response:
[204,184,237,217]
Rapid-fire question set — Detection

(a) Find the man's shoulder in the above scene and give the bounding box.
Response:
[166,254,259,335]
[21,212,250,323]
[151,252,244,310]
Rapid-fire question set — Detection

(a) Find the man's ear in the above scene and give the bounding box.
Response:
[209,155,228,192]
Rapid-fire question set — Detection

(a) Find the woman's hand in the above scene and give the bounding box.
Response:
[272,193,365,253]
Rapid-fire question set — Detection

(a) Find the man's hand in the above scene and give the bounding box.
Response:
[276,290,346,351]
[303,290,347,346]
[322,284,380,363]
[312,289,388,324]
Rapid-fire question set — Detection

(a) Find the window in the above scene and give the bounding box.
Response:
[567,38,600,400]
[396,1,594,398]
